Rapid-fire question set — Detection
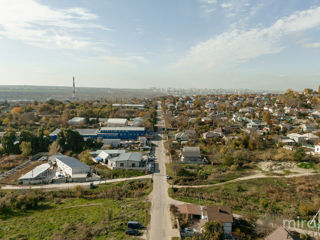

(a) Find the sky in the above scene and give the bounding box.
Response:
[0,0,320,91]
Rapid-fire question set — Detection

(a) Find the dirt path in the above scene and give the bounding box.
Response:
[60,203,103,209]
[172,171,319,189]
[1,175,152,190]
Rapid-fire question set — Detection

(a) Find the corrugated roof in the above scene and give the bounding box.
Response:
[69,117,85,122]
[182,147,201,157]
[75,129,99,135]
[107,118,128,124]
[112,152,142,162]
[49,129,61,136]
[19,163,51,180]
[100,127,145,131]
[54,155,90,169]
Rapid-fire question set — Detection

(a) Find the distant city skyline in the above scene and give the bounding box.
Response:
[0,0,320,91]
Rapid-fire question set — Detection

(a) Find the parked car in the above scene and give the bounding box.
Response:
[39,156,47,161]
[125,228,140,236]
[181,228,196,237]
[127,221,143,229]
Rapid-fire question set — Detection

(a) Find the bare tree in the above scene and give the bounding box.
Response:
[48,141,62,155]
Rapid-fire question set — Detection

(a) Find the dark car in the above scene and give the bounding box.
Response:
[125,228,140,236]
[127,221,143,229]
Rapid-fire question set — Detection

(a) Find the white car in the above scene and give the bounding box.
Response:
[181,228,196,237]
[39,156,47,161]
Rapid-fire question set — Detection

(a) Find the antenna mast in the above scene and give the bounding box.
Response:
[72,76,76,98]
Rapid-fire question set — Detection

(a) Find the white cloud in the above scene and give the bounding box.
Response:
[176,6,320,69]
[304,42,320,48]
[199,0,217,4]
[221,3,233,8]
[0,0,110,50]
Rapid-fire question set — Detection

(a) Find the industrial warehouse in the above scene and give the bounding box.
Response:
[49,126,146,141]
[18,155,99,184]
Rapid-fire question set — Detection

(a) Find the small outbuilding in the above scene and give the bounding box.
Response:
[19,163,52,184]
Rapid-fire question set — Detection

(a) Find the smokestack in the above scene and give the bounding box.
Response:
[72,76,76,98]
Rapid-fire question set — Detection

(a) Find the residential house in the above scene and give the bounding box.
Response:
[279,123,292,131]
[287,133,320,144]
[302,133,320,144]
[181,147,202,163]
[107,152,144,170]
[301,123,317,133]
[314,143,320,154]
[177,204,201,219]
[287,133,306,144]
[203,131,221,140]
[175,132,189,142]
[94,150,126,163]
[201,117,212,124]
[201,205,233,235]
[175,130,198,142]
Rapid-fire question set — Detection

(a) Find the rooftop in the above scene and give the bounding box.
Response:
[19,163,51,180]
[112,152,143,162]
[75,129,99,135]
[205,205,233,223]
[107,118,128,124]
[68,117,85,122]
[100,127,145,131]
[177,204,201,216]
[53,155,90,169]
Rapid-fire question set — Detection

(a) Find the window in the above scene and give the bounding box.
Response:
[132,163,135,167]
[120,163,124,167]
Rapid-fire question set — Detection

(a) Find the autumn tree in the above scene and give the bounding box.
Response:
[2,131,19,154]
[20,141,32,157]
[199,221,224,240]
[48,141,62,155]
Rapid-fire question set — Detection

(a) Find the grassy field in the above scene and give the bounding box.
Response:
[0,179,152,240]
[166,163,254,185]
[0,155,27,174]
[169,175,320,220]
[94,165,147,180]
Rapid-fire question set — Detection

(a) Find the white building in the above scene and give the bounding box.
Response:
[68,117,86,126]
[315,144,320,154]
[287,133,320,144]
[94,150,126,163]
[107,152,144,170]
[107,118,128,127]
[19,163,52,184]
[52,155,91,178]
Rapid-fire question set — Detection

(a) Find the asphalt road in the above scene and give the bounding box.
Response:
[149,103,180,240]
